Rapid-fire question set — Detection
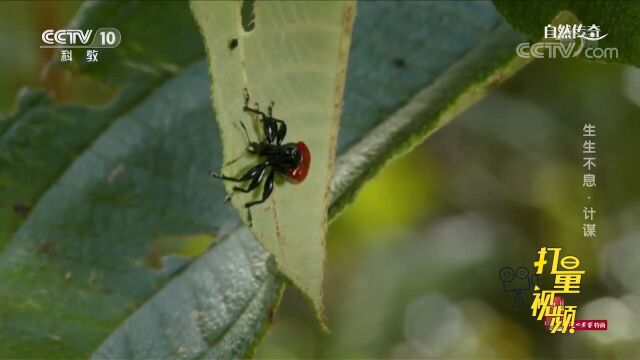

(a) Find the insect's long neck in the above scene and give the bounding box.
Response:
[254,142,299,171]
[253,142,281,156]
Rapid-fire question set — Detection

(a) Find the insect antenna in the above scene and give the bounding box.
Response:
[239,121,251,144]
[222,121,253,168]
[223,153,246,167]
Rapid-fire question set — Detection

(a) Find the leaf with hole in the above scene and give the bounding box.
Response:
[1,1,530,358]
[191,0,356,324]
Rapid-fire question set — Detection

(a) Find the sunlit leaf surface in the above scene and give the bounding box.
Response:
[191,1,356,323]
[0,1,529,358]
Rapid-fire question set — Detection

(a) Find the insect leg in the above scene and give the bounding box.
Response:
[232,163,267,193]
[243,104,268,118]
[212,162,267,202]
[245,169,275,225]
[243,90,268,118]
[267,101,274,117]
[243,105,277,144]
[265,101,287,144]
[274,119,287,145]
[242,90,278,144]
[210,162,266,182]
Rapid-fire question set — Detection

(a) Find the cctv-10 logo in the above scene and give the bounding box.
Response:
[41,28,121,48]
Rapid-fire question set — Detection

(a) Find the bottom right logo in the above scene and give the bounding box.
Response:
[543,296,608,333]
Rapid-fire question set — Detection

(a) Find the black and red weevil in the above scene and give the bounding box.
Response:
[211,89,311,225]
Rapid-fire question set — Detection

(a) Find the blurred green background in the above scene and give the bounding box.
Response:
[2,1,639,359]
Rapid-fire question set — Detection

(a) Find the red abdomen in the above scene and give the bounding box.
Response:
[287,142,310,183]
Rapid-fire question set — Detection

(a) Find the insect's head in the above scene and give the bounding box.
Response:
[246,142,258,154]
[286,142,311,183]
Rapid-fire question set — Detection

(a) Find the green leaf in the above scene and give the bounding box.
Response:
[493,1,640,67]
[62,0,204,84]
[0,0,205,251]
[0,1,527,358]
[0,61,235,356]
[328,215,504,357]
[190,0,355,325]
[93,227,284,359]
[0,2,238,357]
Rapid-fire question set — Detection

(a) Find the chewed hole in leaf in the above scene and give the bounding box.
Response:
[145,234,217,270]
[151,234,217,259]
[12,203,31,217]
[241,0,256,32]
[146,248,164,269]
[229,38,239,50]
[392,57,406,68]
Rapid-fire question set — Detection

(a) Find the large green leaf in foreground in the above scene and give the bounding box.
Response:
[0,1,528,358]
[191,0,355,324]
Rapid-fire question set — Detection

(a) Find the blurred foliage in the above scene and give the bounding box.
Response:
[256,59,640,359]
[1,1,640,359]
[1,1,528,357]
[0,1,277,357]
[0,1,117,114]
[494,1,640,66]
